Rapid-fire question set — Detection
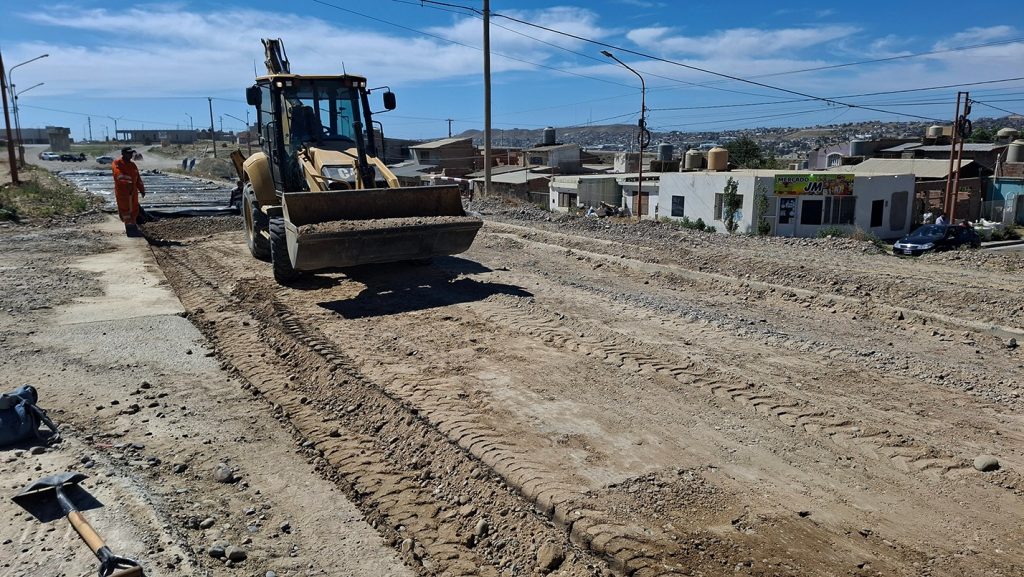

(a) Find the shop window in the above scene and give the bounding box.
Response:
[671,195,685,217]
[801,199,823,225]
[825,196,856,224]
[871,199,884,228]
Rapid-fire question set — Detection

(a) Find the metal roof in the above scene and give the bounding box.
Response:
[879,143,923,152]
[907,143,1006,152]
[387,162,438,178]
[526,143,576,152]
[827,158,973,178]
[465,165,535,178]
[471,170,548,184]
[411,137,474,149]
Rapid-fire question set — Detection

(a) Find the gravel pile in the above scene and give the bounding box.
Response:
[142,216,243,240]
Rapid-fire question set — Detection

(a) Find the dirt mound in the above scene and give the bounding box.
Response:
[192,157,237,180]
[142,215,242,240]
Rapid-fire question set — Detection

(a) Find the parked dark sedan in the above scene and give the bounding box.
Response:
[893,224,981,256]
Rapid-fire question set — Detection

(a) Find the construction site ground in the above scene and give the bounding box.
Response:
[1,184,1022,576]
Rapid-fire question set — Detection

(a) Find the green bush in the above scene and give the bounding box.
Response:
[816,226,849,238]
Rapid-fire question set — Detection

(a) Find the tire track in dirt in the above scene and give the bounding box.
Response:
[153,245,625,576]
[152,243,794,576]
[471,294,1024,495]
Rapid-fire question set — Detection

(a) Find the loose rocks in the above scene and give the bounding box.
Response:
[212,463,235,483]
[225,545,247,562]
[536,542,565,571]
[973,454,1000,472]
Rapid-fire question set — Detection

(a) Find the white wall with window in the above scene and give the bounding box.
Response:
[658,171,915,238]
[657,171,766,233]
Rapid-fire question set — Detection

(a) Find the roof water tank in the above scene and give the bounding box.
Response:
[1008,139,1024,164]
[657,143,673,161]
[684,149,702,171]
[849,139,868,157]
[926,125,944,139]
[707,147,729,171]
[543,126,556,146]
[997,127,1020,141]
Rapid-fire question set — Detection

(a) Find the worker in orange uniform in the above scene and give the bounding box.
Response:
[112,147,146,236]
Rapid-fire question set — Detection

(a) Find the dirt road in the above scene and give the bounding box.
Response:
[125,202,1022,577]
[4,186,1019,577]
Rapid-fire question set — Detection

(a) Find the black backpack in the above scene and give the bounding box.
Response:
[0,385,59,447]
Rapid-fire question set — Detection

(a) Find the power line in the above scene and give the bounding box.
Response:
[310,0,636,89]
[650,76,1024,112]
[972,100,1023,117]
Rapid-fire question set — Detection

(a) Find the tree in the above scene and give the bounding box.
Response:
[755,185,771,236]
[722,177,742,234]
[968,127,993,143]
[724,136,777,169]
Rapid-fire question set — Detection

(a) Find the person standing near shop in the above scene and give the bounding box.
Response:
[112,147,146,236]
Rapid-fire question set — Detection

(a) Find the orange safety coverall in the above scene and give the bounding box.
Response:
[112,158,145,224]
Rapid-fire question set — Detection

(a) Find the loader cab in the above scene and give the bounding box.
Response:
[249,74,377,193]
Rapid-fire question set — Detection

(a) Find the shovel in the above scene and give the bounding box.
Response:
[12,472,144,577]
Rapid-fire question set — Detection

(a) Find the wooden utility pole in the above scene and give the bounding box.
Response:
[482,0,491,199]
[0,51,19,185]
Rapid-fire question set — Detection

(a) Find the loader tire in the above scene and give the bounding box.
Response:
[269,216,301,284]
[243,190,270,261]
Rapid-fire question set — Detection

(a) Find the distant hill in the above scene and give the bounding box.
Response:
[416,115,1024,156]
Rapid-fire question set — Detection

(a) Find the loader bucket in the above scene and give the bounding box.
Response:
[281,185,482,271]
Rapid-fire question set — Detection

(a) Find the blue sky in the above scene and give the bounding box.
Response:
[2,0,1022,141]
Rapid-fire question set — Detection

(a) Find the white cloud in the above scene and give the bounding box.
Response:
[626,25,860,57]
[937,25,1017,48]
[14,5,598,98]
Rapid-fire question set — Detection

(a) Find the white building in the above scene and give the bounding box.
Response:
[658,170,915,239]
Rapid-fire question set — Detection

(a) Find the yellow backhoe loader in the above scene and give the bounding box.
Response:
[241,39,481,283]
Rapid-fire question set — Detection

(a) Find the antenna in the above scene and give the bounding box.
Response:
[253,59,258,78]
[341,61,347,75]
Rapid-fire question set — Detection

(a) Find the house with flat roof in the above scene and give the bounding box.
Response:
[410,137,478,177]
[659,169,915,239]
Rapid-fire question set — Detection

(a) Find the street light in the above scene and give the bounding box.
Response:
[601,50,649,220]
[223,112,251,155]
[9,53,48,167]
[107,116,124,142]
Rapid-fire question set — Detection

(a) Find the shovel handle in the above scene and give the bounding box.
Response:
[67,511,106,554]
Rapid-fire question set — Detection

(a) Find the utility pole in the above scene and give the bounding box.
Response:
[1,50,20,185]
[88,116,93,141]
[602,50,648,220]
[107,116,123,142]
[943,92,971,222]
[446,118,453,138]
[482,0,491,199]
[208,97,217,158]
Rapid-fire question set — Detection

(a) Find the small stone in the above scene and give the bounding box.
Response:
[199,517,216,529]
[208,544,226,558]
[536,542,564,571]
[140,381,152,389]
[266,572,278,577]
[400,538,414,555]
[973,455,1000,472]
[1007,338,1018,349]
[213,464,235,483]
[172,463,188,474]
[225,545,247,562]
[30,446,46,455]
[474,518,489,537]
[279,521,292,533]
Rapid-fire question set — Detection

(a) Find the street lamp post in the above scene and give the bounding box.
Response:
[14,82,43,158]
[601,50,649,220]
[9,53,49,167]
[107,116,123,142]
[223,113,251,155]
